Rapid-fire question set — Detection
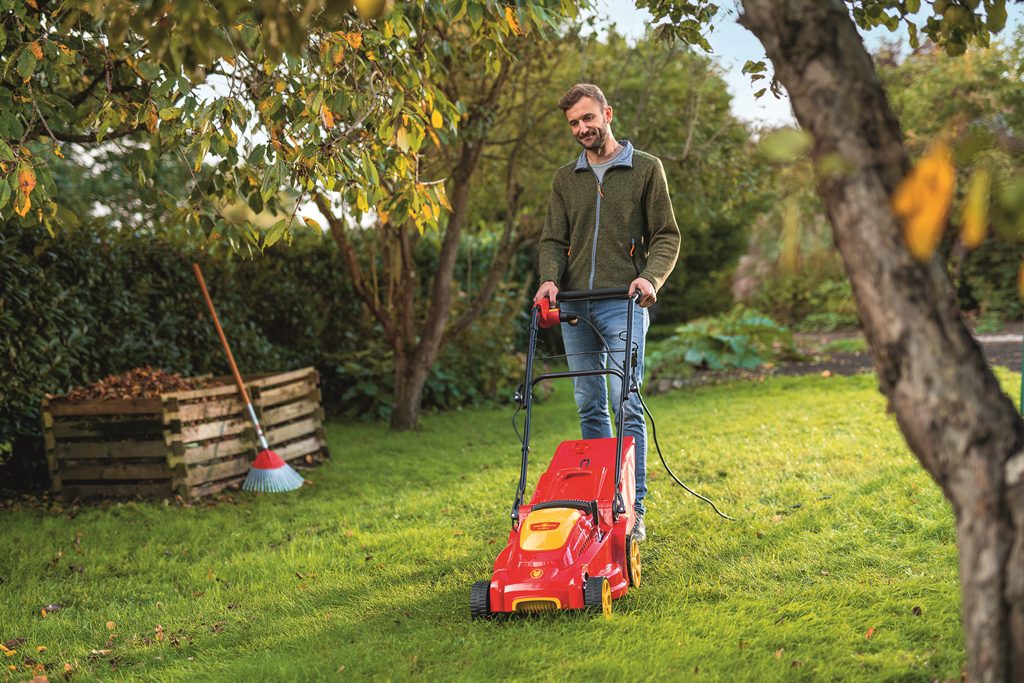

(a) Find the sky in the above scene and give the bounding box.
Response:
[588,0,1024,128]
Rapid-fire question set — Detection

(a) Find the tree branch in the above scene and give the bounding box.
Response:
[315,193,400,348]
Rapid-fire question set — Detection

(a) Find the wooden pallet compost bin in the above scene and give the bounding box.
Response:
[43,367,329,500]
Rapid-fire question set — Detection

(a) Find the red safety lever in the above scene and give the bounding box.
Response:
[536,297,562,329]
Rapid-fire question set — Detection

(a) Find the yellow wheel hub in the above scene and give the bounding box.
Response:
[629,537,642,588]
[601,577,612,618]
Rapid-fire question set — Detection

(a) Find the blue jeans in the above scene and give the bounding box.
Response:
[560,299,649,515]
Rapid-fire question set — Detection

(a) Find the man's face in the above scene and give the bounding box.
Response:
[564,97,612,152]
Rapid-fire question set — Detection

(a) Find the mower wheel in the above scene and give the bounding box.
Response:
[470,580,492,619]
[584,576,612,617]
[626,532,642,588]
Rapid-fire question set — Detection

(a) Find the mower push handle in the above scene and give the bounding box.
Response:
[557,287,634,302]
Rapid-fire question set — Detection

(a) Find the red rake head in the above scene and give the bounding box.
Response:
[242,449,305,493]
[251,448,287,470]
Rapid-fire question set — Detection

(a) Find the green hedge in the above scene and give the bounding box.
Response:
[0,226,526,489]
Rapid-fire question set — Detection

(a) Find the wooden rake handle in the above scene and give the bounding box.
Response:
[192,262,252,406]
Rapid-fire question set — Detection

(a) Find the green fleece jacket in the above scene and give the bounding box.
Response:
[539,140,680,292]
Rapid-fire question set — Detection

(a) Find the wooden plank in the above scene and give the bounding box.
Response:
[59,461,170,481]
[266,417,319,446]
[180,438,254,466]
[257,380,318,408]
[60,481,173,500]
[262,399,318,427]
[186,457,252,486]
[52,440,169,460]
[47,398,163,417]
[186,477,245,499]
[162,382,243,402]
[174,398,246,423]
[248,367,316,390]
[51,418,165,439]
[181,417,250,444]
[275,435,324,462]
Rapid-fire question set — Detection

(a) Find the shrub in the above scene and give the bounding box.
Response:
[647,307,804,379]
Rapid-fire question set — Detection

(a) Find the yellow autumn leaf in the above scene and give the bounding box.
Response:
[357,192,369,212]
[106,621,115,630]
[303,216,321,232]
[422,202,433,221]
[29,42,43,60]
[344,32,363,49]
[960,167,990,249]
[17,165,36,196]
[505,6,524,36]
[274,79,286,93]
[427,128,440,148]
[396,127,409,152]
[26,0,38,8]
[378,207,390,224]
[431,108,443,129]
[321,104,335,130]
[436,183,453,212]
[146,105,158,134]
[891,141,955,261]
[53,146,64,159]
[14,192,31,217]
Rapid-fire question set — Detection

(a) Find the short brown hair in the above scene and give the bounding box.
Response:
[558,83,608,111]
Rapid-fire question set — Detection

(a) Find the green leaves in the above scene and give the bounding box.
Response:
[16,46,36,81]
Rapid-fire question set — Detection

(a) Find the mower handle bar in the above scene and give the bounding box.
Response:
[556,287,635,303]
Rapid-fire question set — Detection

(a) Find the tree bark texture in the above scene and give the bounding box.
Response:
[739,1,1024,679]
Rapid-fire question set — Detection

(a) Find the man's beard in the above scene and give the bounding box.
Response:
[577,125,607,151]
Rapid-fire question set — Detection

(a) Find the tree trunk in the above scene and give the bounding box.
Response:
[738,1,1024,679]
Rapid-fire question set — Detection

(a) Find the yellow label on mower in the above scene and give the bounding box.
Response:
[519,508,581,551]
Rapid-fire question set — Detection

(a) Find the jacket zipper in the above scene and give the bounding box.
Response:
[588,177,602,289]
[630,238,640,277]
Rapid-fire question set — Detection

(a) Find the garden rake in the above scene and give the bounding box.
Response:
[192,263,305,493]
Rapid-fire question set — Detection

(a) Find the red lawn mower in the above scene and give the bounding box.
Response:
[470,288,643,618]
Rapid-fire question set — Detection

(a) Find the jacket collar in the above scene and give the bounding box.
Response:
[574,139,633,172]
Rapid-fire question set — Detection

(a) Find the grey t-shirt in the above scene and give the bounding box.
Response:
[589,144,628,184]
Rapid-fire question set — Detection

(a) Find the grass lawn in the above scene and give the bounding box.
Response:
[5,370,1016,681]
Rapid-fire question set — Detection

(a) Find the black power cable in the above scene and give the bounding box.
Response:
[636,391,735,521]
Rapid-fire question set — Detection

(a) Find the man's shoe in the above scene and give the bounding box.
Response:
[633,515,646,542]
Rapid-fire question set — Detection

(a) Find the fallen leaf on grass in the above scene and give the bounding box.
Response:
[820,570,830,576]
[865,626,876,640]
[155,625,164,642]
[30,675,47,682]
[738,641,749,649]
[774,648,784,658]
[106,621,115,630]
[295,571,305,579]
[771,514,783,523]
[820,370,832,378]
[36,646,46,653]
[63,663,72,673]
[210,621,225,634]
[89,649,112,656]
[227,603,240,610]
[912,606,922,616]
[791,660,804,668]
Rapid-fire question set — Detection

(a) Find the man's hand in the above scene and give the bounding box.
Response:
[534,281,559,305]
[629,277,657,308]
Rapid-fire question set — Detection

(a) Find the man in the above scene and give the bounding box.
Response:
[533,83,680,541]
